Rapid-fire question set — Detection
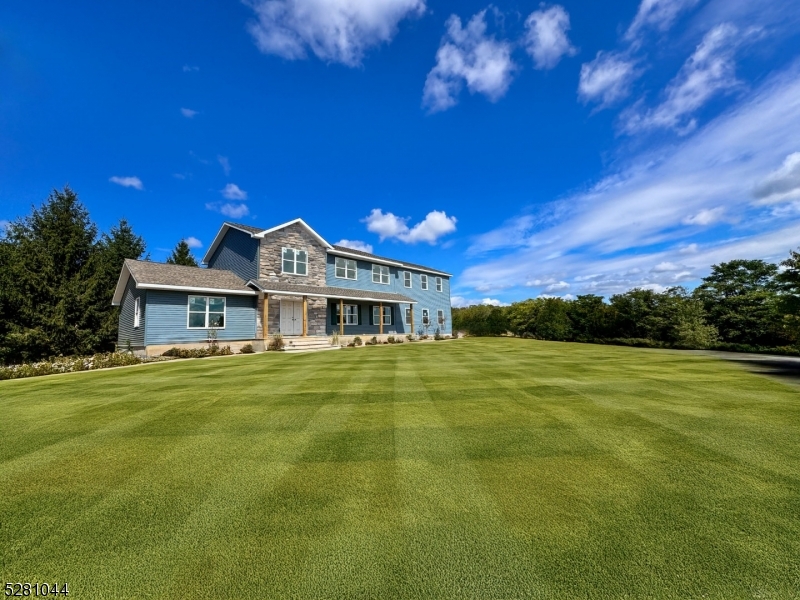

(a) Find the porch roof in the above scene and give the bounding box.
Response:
[247,280,417,304]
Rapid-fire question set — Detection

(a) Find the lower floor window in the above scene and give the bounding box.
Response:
[188,296,226,328]
[422,308,430,325]
[373,305,392,325]
[333,303,359,325]
[437,309,445,325]
[405,308,412,325]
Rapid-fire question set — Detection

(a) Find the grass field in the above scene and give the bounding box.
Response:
[1,339,799,599]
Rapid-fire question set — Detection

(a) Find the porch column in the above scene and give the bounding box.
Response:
[268,294,269,340]
[379,302,383,335]
[302,295,308,337]
[410,304,414,335]
[339,299,344,335]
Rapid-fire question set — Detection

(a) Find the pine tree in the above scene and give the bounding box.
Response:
[166,240,198,267]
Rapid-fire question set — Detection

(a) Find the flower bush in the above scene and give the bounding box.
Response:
[0,352,145,381]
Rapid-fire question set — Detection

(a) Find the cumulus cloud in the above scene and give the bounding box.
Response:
[523,5,577,70]
[181,107,199,118]
[245,0,425,67]
[335,239,374,253]
[753,152,800,202]
[625,0,701,43]
[363,209,457,244]
[183,65,200,72]
[545,281,570,292]
[221,183,248,200]
[621,24,747,134]
[205,202,251,219]
[109,176,144,190]
[459,62,800,297]
[423,10,516,113]
[185,236,203,249]
[481,297,508,307]
[578,51,638,107]
[451,295,471,308]
[682,207,725,225]
[218,155,231,176]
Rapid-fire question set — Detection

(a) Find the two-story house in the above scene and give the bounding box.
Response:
[112,218,452,354]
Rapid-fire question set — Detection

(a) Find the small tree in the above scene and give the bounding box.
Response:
[166,240,198,267]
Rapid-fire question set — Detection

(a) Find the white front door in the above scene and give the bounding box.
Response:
[280,300,303,336]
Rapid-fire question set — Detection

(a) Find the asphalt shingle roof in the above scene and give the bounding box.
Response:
[125,259,254,293]
[330,245,450,276]
[251,280,415,303]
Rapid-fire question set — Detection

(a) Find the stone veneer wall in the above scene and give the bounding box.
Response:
[259,223,327,285]
[257,223,329,335]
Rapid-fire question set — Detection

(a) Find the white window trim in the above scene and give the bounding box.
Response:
[133,296,141,328]
[373,305,392,325]
[421,308,430,325]
[405,307,412,326]
[421,274,428,290]
[372,264,390,285]
[344,304,358,325]
[437,309,445,325]
[282,246,309,277]
[334,257,357,280]
[404,272,412,288]
[187,295,227,330]
[435,277,442,292]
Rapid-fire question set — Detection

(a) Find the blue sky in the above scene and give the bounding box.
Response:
[2,0,800,306]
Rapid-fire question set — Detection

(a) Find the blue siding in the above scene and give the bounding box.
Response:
[117,278,145,348]
[325,301,408,336]
[325,254,452,334]
[144,291,257,345]
[206,227,259,281]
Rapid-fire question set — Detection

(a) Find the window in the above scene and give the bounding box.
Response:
[437,309,445,325]
[335,257,357,280]
[282,247,308,276]
[404,272,412,288]
[435,277,443,292]
[188,296,226,329]
[422,309,430,325]
[421,274,428,290]
[372,264,390,285]
[373,306,392,325]
[405,308,412,325]
[332,303,359,325]
[133,297,141,328]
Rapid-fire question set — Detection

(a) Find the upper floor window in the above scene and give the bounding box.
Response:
[404,272,412,288]
[188,296,225,329]
[435,277,443,292]
[282,247,308,276]
[420,274,428,290]
[335,257,357,280]
[372,264,390,285]
[133,297,141,328]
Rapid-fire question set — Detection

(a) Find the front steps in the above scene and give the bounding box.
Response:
[282,336,338,353]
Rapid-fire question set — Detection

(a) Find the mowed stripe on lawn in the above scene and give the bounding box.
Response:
[1,339,799,599]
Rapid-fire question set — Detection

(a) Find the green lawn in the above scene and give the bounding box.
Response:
[1,339,799,599]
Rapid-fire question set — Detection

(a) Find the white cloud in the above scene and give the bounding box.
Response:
[682,207,725,225]
[185,236,203,249]
[625,0,700,43]
[651,261,682,272]
[523,5,577,70]
[451,295,471,308]
[205,202,251,219]
[578,51,638,107]
[481,297,507,307]
[109,176,144,190]
[221,183,248,200]
[459,62,800,297]
[181,107,199,118]
[0,220,9,233]
[183,65,200,72]
[335,239,374,253]
[753,152,800,202]
[363,209,457,244]
[245,0,425,67]
[545,281,570,291]
[423,10,516,113]
[621,24,747,134]
[218,155,231,176]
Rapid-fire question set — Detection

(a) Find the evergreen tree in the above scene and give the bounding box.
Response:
[166,240,198,267]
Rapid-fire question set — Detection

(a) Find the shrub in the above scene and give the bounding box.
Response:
[406,334,414,341]
[387,336,395,344]
[451,331,459,339]
[268,333,285,351]
[239,344,255,354]
[330,332,340,346]
[434,328,443,341]
[353,336,363,346]
[370,336,378,345]
[0,352,144,381]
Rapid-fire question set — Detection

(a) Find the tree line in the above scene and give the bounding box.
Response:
[453,254,800,354]
[0,187,201,364]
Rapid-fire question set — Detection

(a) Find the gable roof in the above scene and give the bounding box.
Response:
[112,259,257,305]
[329,245,451,277]
[201,221,261,264]
[253,218,332,248]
